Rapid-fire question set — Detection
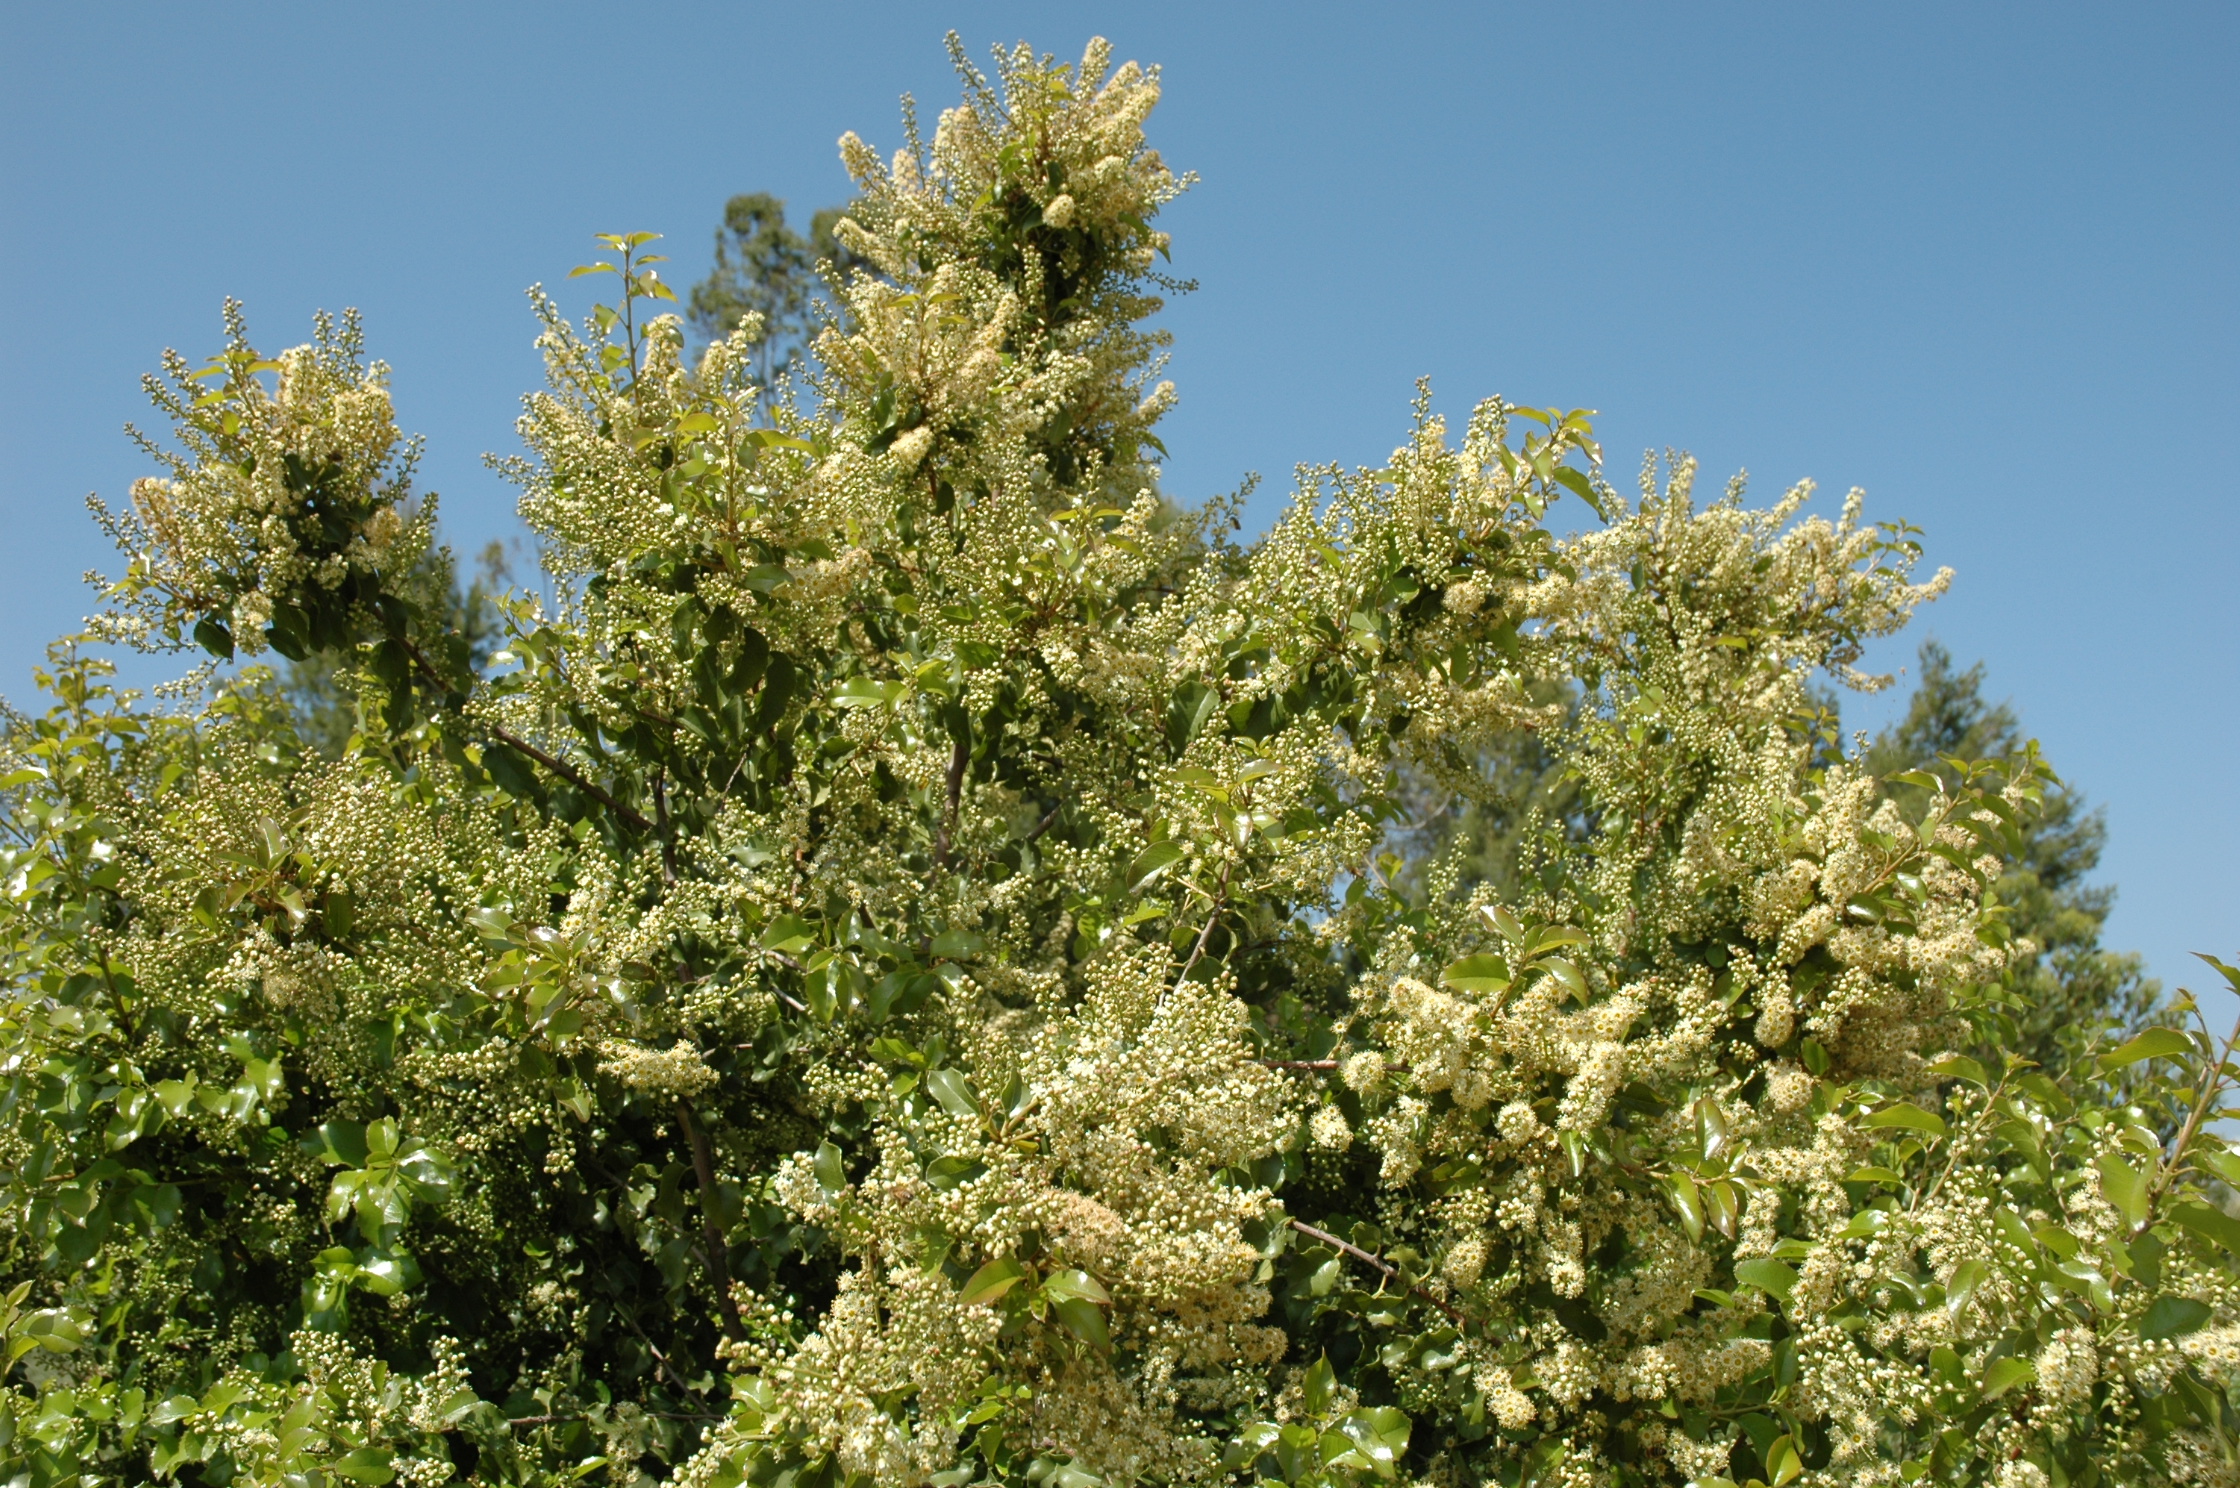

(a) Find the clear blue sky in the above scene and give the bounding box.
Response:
[4,3,2233,1007]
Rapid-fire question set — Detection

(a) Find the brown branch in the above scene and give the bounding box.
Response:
[1261,1059,1339,1071]
[1288,1218,1468,1330]
[1174,860,1234,987]
[506,1408,717,1428]
[676,1099,745,1342]
[934,735,968,868]
[618,1310,701,1401]
[2148,1003,2240,1218]
[488,722,658,835]
[1021,801,1063,847]
[653,770,678,886]
[393,635,658,834]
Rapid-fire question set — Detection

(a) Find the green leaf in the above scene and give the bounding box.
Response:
[1040,1268,1111,1305]
[1945,1257,1985,1317]
[1303,1353,1337,1414]
[1925,1054,1989,1086]
[1863,1102,1946,1138]
[926,1067,979,1120]
[1763,1433,1802,1487]
[330,1448,398,1485]
[2171,1200,2240,1255]
[1549,464,1608,518]
[1337,1407,1411,1478]
[1537,956,1588,1002]
[1439,953,1511,995]
[759,915,817,956]
[2197,1146,2240,1189]
[2100,1027,2193,1071]
[1732,1257,1798,1301]
[1667,1172,1705,1243]
[958,1256,1028,1306]
[302,1120,370,1168]
[1052,1296,1110,1350]
[812,1141,846,1195]
[1980,1356,2035,1401]
[923,1155,985,1190]
[831,677,900,709]
[929,929,985,960]
[14,1308,87,1355]
[2139,1294,2214,1341]
[2096,1152,2151,1229]
[353,1247,424,1297]
[1127,840,1186,893]
[192,616,234,661]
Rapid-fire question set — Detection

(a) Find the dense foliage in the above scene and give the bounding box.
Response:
[6,36,2237,1488]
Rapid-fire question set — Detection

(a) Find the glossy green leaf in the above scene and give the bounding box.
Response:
[1040,1268,1111,1305]
[813,1140,847,1195]
[2172,1200,2240,1254]
[1863,1103,1946,1138]
[1127,840,1186,893]
[1440,953,1511,995]
[2099,1027,2193,1071]
[926,1067,979,1120]
[1052,1296,1110,1350]
[1733,1257,1798,1301]
[2139,1294,2214,1341]
[958,1256,1028,1306]
[2096,1152,2150,1229]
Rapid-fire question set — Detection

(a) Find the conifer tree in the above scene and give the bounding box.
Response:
[1865,642,2161,1075]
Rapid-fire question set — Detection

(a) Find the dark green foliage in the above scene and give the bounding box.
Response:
[284,540,512,757]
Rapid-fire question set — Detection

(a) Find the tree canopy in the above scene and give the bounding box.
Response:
[4,35,2234,1488]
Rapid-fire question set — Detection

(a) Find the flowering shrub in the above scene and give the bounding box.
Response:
[5,34,2237,1488]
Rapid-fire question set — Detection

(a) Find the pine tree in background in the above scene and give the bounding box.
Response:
[1865,640,2162,1071]
[687,193,867,383]
[1404,641,2161,1080]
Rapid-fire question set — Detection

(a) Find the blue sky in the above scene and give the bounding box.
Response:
[3,2,2233,1007]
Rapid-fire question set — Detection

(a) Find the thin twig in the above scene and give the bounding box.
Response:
[677,1099,745,1342]
[1174,861,1234,987]
[612,1302,701,1402]
[1021,801,1063,847]
[1287,1218,1468,1330]
[395,635,657,833]
[1261,1059,1339,1071]
[2149,1004,2240,1214]
[506,1408,718,1428]
[486,722,658,835]
[653,770,678,886]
